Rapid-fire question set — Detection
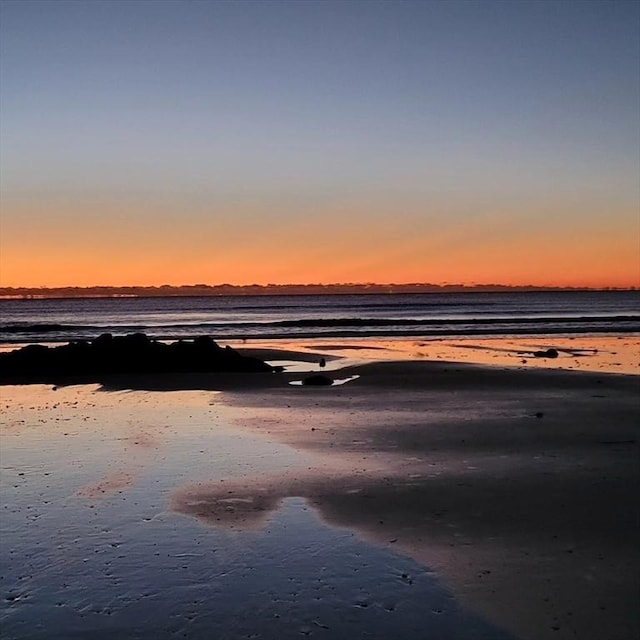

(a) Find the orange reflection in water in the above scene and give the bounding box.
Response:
[232,335,640,376]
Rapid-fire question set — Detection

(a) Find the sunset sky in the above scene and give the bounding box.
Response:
[1,0,638,288]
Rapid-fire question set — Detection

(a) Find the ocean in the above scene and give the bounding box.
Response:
[0,291,638,346]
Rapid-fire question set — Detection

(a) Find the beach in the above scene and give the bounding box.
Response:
[1,336,638,639]
[4,0,639,635]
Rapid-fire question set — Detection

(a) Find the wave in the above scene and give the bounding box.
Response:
[2,315,639,334]
[145,315,640,331]
[232,301,502,312]
[1,317,639,348]
[267,315,640,328]
[0,323,102,333]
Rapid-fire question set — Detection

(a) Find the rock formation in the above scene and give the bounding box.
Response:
[0,333,274,383]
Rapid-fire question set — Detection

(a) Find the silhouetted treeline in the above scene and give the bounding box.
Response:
[1,283,632,299]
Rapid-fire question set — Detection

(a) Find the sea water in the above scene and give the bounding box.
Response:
[1,291,638,344]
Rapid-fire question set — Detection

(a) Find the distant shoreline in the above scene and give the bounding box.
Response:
[1,284,637,300]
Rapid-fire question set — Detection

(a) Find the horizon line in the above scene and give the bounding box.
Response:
[0,282,638,300]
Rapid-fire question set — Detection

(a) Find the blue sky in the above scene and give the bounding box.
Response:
[1,0,638,287]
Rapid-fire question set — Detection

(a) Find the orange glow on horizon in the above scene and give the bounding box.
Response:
[2,247,637,290]
[2,198,638,290]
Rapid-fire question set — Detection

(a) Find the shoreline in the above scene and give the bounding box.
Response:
[1,326,639,348]
[236,334,640,376]
[2,334,638,385]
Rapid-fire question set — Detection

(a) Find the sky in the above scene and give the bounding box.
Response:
[1,0,639,288]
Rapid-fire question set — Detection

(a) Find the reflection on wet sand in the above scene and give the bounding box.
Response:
[2,336,638,640]
[199,359,639,640]
[1,384,517,640]
[170,456,639,640]
[237,335,640,375]
[76,470,137,498]
[171,482,283,530]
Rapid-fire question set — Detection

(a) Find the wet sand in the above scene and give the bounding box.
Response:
[1,382,517,640]
[170,339,640,640]
[1,336,639,639]
[234,334,640,376]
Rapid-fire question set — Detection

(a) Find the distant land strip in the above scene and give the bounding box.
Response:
[0,283,637,299]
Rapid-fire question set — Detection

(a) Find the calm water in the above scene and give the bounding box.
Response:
[0,291,638,344]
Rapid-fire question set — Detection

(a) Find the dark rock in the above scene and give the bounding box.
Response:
[533,348,559,359]
[0,334,274,383]
[302,374,334,386]
[92,333,114,349]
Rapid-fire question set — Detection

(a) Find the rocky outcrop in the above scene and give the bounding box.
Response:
[533,348,559,358]
[0,333,274,383]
